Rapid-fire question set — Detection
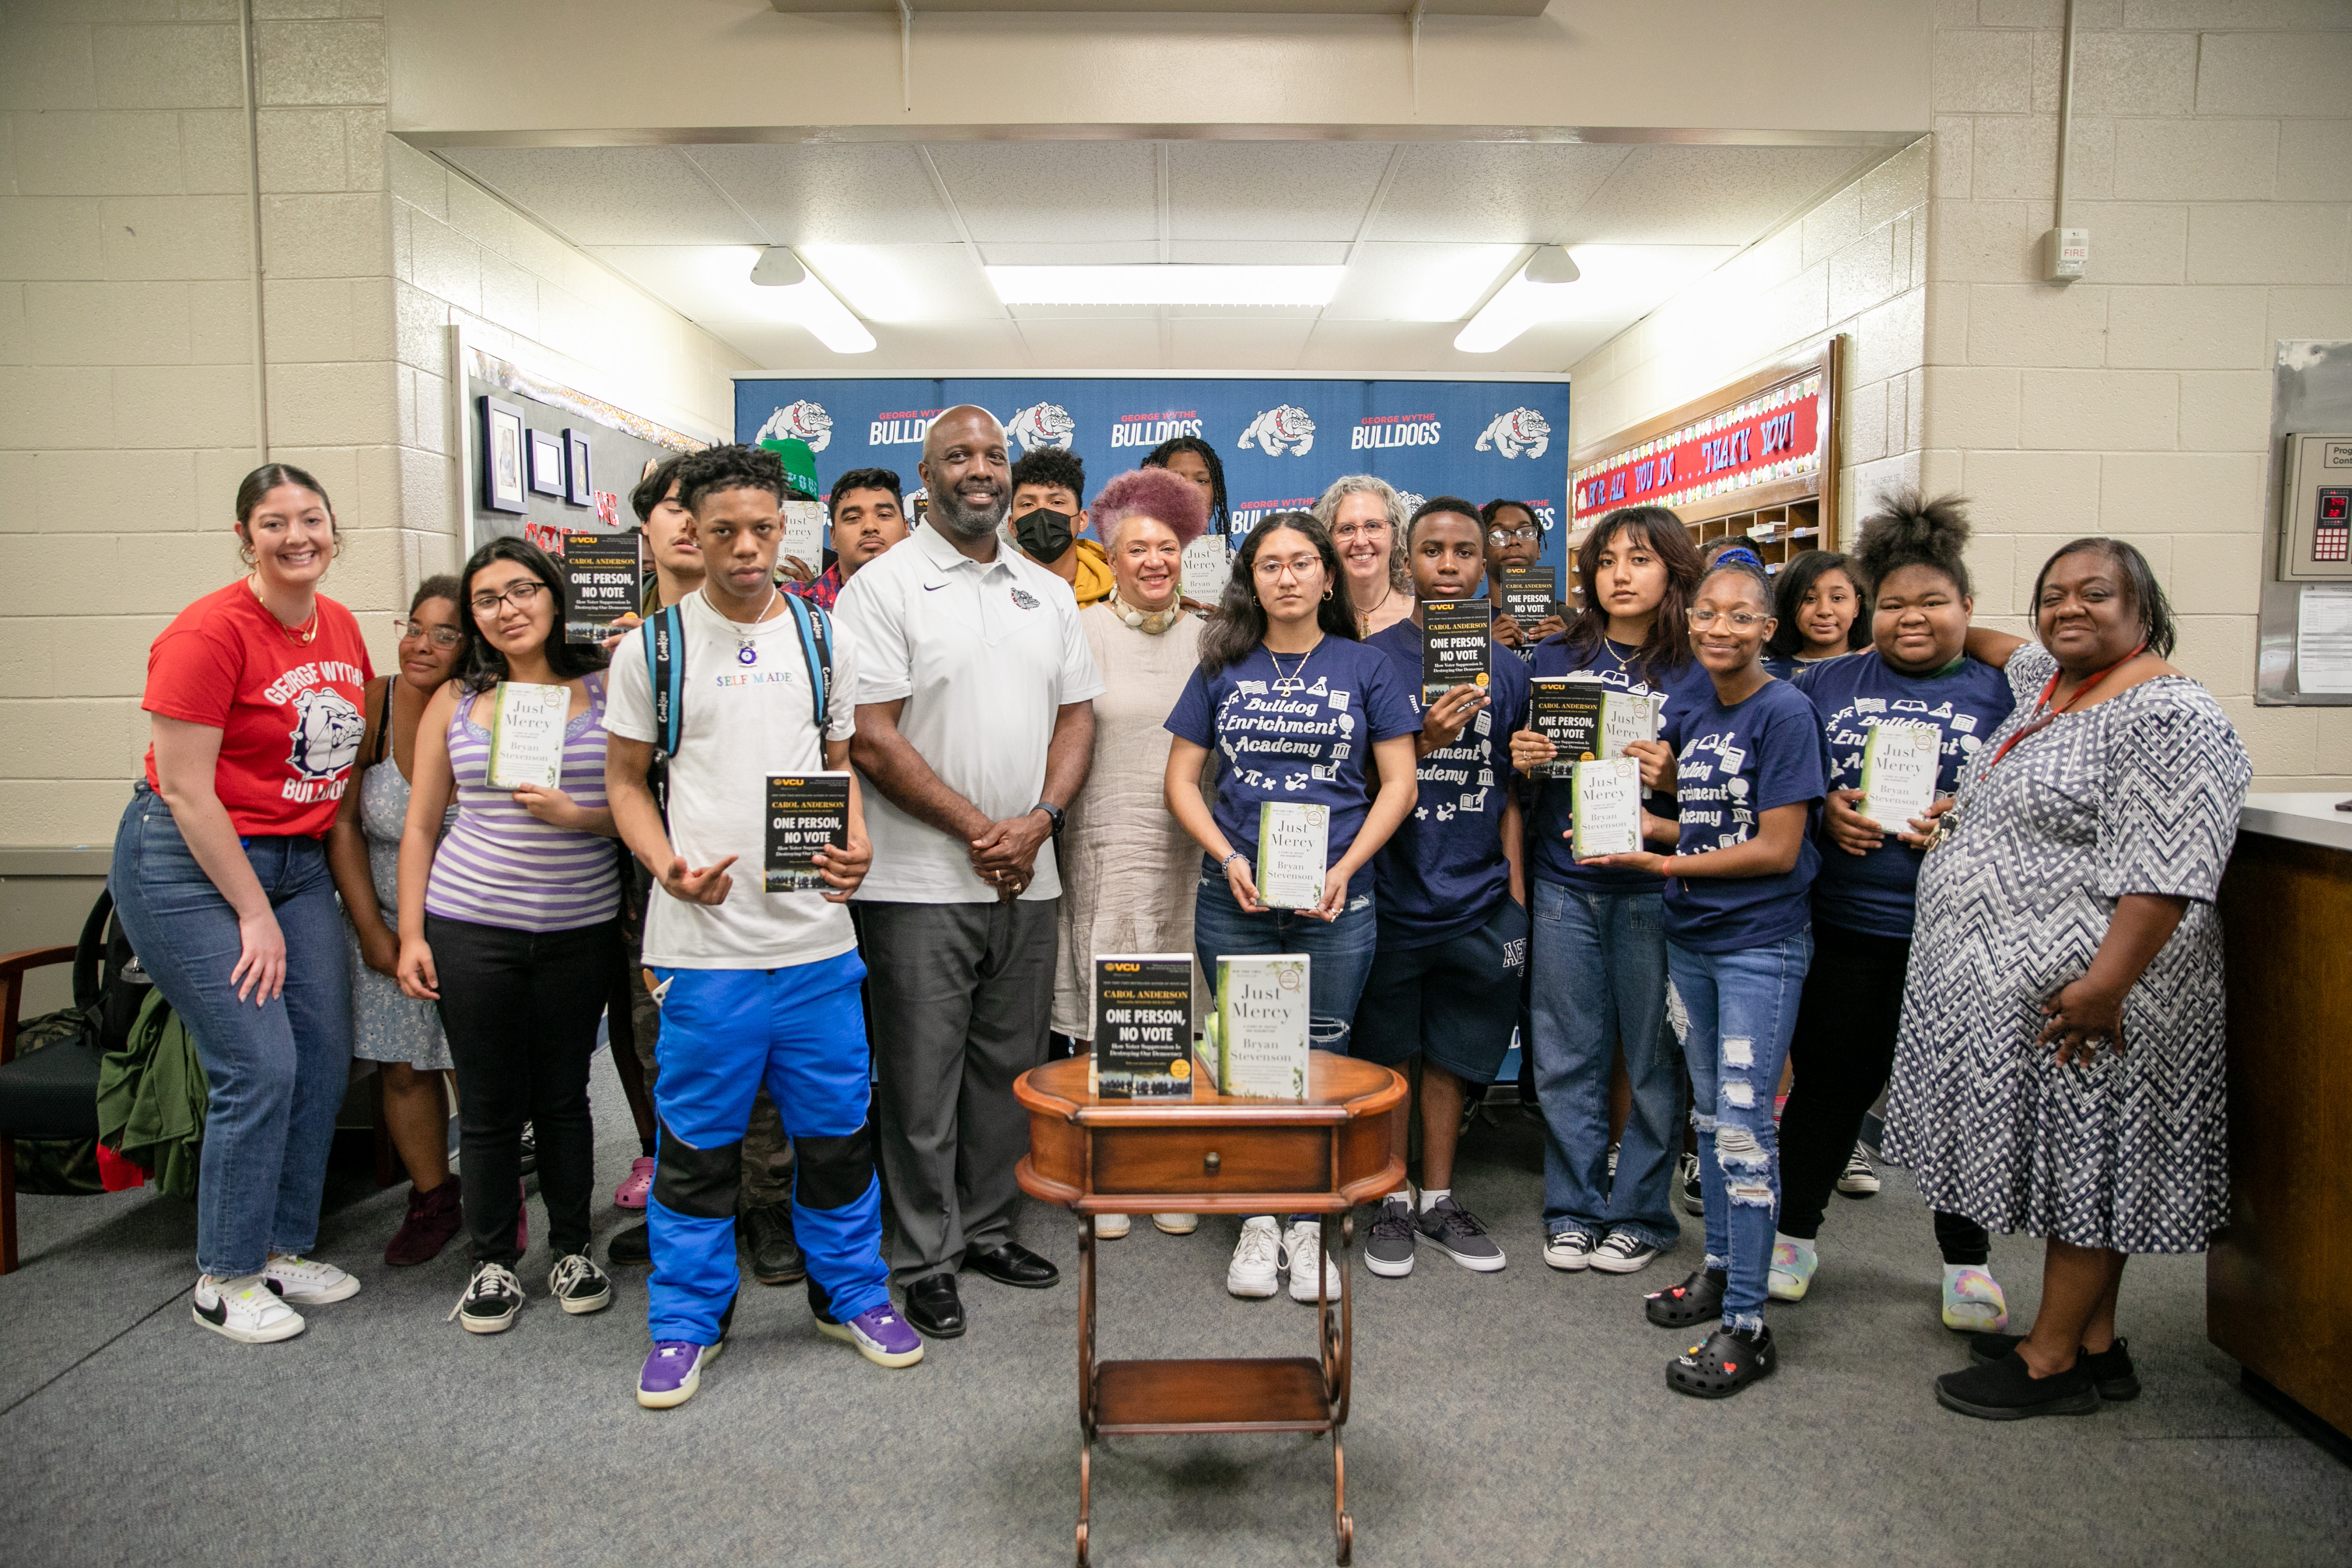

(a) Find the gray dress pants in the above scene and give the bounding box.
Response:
[860,897,1058,1283]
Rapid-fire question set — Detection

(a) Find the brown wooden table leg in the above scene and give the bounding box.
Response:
[1323,1211,1354,1564]
[1078,1213,1096,1565]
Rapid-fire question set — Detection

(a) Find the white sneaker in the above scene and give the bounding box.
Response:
[1281,1220,1342,1303]
[263,1253,359,1306]
[1093,1213,1131,1239]
[193,1272,305,1343]
[1151,1212,1198,1235]
[1837,1143,1882,1197]
[1226,1216,1281,1298]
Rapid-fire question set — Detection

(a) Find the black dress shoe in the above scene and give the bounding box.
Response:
[904,1274,965,1339]
[739,1202,807,1286]
[963,1241,1060,1289]
[607,1222,651,1266]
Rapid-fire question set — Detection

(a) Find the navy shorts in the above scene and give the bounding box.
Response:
[1349,897,1530,1084]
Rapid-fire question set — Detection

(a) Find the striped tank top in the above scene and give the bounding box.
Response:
[423,671,621,932]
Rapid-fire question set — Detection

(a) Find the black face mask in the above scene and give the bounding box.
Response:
[1012,507,1075,563]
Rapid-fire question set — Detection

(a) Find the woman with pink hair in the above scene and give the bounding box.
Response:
[1050,467,1216,1241]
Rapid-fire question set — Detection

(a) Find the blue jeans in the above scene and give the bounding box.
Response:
[1528,878,1683,1250]
[1192,856,1378,1052]
[109,783,351,1279]
[1667,929,1813,1332]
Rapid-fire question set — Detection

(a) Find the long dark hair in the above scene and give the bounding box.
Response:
[1563,506,1701,681]
[2030,536,2177,659]
[456,537,609,693]
[1765,550,1869,659]
[1144,435,1230,540]
[1198,513,1358,673]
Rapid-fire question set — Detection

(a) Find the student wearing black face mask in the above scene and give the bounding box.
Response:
[1010,448,1113,608]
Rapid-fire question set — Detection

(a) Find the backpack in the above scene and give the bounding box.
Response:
[637,594,835,820]
[9,889,152,1197]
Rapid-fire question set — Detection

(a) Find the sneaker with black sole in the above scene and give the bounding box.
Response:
[1668,1323,1777,1399]
[1645,1266,1727,1328]
[1415,1197,1505,1273]
[192,1272,305,1343]
[1935,1350,2100,1420]
[1589,1232,1662,1274]
[1678,1152,1705,1217]
[1836,1144,1881,1197]
[1969,1333,2140,1400]
[740,1201,807,1286]
[262,1253,360,1305]
[449,1260,525,1334]
[1543,1230,1594,1272]
[549,1251,613,1315]
[517,1122,536,1176]
[1364,1196,1416,1279]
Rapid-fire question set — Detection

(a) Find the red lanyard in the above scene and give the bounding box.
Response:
[1979,642,2146,776]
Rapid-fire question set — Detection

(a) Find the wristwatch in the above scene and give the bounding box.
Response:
[1030,801,1065,839]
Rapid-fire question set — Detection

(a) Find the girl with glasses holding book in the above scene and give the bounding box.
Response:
[396,538,623,1336]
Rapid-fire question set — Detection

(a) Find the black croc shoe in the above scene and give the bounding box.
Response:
[1969,1333,2140,1400]
[1667,1324,1777,1399]
[1645,1267,1727,1329]
[1936,1350,2099,1420]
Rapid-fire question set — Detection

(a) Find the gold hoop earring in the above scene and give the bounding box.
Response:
[1321,588,1333,600]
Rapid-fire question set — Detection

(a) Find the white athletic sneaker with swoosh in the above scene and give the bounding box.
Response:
[193,1272,306,1343]
[262,1253,360,1305]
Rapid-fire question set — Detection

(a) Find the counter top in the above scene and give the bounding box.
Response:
[2239,793,2352,852]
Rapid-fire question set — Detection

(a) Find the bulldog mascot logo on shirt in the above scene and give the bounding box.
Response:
[287,685,364,784]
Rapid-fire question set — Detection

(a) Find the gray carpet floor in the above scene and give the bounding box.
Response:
[3,1068,2346,1567]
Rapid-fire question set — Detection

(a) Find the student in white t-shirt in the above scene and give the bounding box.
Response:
[606,445,921,1411]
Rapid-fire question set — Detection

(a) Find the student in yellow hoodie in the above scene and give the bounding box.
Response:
[1008,448,1114,607]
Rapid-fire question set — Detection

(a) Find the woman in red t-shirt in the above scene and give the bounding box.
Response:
[110,463,374,1346]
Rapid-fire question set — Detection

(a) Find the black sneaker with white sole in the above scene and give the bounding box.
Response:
[549,1251,613,1315]
[1414,1197,1505,1273]
[1678,1153,1705,1217]
[449,1260,525,1334]
[1364,1196,1416,1279]
[1589,1231,1662,1274]
[1836,1144,1881,1197]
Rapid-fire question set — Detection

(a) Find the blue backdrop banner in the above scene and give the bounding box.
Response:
[734,377,1574,575]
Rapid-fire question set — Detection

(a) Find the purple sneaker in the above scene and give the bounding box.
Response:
[635,1338,722,1409]
[816,1302,926,1368]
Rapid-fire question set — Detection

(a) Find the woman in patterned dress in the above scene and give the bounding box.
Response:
[1884,538,2250,1421]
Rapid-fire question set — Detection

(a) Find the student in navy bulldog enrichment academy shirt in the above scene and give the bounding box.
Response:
[1164,511,1419,1307]
[1584,554,1827,1401]
[1355,497,1533,1282]
[1770,493,2019,1340]
[1506,505,1710,1280]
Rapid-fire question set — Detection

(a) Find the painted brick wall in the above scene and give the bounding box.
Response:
[0,0,751,847]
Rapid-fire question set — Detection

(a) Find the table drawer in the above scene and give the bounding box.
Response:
[1091,1126,1331,1197]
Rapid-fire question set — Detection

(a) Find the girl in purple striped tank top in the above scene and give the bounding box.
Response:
[396,538,624,1331]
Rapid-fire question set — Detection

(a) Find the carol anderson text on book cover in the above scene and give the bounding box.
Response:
[1527,679,1605,779]
[1421,597,1492,704]
[763,773,851,893]
[564,534,644,644]
[1090,954,1196,1099]
[1498,564,1557,629]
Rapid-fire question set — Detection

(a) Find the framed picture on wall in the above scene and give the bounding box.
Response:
[564,429,594,505]
[480,395,527,514]
[529,429,566,497]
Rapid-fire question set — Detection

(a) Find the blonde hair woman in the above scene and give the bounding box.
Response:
[1311,474,1414,638]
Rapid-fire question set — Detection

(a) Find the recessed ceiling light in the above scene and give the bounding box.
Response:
[740,245,876,354]
[986,265,1346,307]
[1454,244,1733,354]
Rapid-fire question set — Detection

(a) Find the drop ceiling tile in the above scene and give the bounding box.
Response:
[1168,140,1395,242]
[925,141,1158,242]
[978,241,1161,265]
[683,143,960,245]
[797,244,998,321]
[587,245,767,322]
[1169,316,1316,370]
[1295,319,1470,371]
[439,146,760,246]
[1323,242,1523,322]
[1370,143,1632,243]
[1010,317,1166,368]
[1169,240,1352,265]
[1560,145,1880,244]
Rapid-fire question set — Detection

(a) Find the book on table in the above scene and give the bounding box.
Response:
[1254,801,1328,911]
[780,497,826,575]
[1420,597,1492,703]
[1497,564,1557,633]
[1089,954,1197,1100]
[1858,723,1940,832]
[485,681,570,790]
[763,772,851,893]
[1209,953,1311,1100]
[1571,756,1644,860]
[563,533,643,645]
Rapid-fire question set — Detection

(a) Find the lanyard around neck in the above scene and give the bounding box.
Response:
[1980,642,2146,775]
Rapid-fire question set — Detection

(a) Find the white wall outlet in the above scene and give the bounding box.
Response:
[2041,227,2089,282]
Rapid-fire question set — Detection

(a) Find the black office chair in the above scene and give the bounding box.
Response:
[0,940,101,1274]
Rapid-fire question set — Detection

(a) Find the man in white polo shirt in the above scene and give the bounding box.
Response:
[834,405,1103,1341]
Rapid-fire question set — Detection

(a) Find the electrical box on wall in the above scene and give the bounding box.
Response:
[2041,227,2089,282]
[2277,432,2352,581]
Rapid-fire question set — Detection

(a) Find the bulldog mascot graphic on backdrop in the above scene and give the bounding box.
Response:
[287,685,364,785]
[1476,406,1552,459]
[756,399,835,453]
[1005,401,1077,455]
[1238,404,1316,456]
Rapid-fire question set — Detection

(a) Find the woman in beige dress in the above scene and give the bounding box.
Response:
[1051,466,1213,1240]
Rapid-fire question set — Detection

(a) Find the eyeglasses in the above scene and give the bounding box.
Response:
[1488,527,1540,545]
[1253,557,1321,581]
[470,580,547,614]
[1329,521,1387,541]
[1688,608,1768,630]
[392,616,462,649]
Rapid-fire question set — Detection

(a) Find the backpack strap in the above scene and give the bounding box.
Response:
[783,594,834,735]
[639,604,686,758]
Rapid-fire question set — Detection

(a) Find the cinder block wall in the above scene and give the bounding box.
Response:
[0,0,752,849]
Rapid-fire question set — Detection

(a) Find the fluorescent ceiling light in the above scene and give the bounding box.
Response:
[1454,244,1734,354]
[986,265,1345,307]
[738,246,876,354]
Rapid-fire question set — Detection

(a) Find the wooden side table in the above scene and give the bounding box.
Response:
[1015,1053,1407,1566]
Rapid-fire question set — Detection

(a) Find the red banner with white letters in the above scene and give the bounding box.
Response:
[1571,372,1826,526]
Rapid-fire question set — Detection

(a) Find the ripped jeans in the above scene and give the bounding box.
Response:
[1666,928,1813,1332]
[1192,855,1379,1052]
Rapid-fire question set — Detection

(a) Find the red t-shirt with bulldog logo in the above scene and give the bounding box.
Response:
[141,581,374,838]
